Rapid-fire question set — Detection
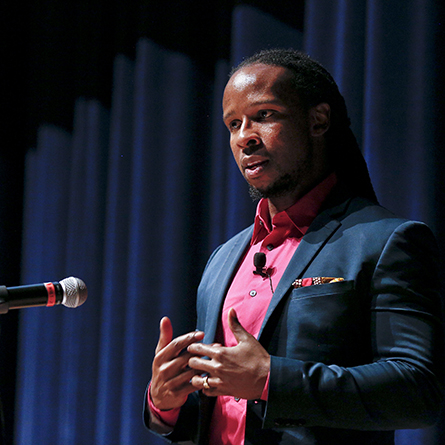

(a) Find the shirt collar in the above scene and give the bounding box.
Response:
[251,172,337,245]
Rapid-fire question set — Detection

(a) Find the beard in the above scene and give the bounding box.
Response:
[248,172,300,202]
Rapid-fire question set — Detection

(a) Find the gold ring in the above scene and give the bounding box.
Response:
[203,375,210,390]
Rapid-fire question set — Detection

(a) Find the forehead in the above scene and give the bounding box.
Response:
[223,64,297,112]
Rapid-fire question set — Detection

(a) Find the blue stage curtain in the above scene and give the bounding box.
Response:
[14,2,444,444]
[305,3,444,444]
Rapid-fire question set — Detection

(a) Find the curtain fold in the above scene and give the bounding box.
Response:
[95,53,135,444]
[305,0,439,224]
[57,98,110,443]
[118,40,201,444]
[304,0,368,146]
[15,2,444,444]
[16,127,72,444]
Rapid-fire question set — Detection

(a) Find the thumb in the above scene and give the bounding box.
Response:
[228,308,252,344]
[155,316,173,354]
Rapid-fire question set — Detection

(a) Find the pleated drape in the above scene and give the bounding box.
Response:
[304,5,443,441]
[14,2,444,444]
[305,0,440,225]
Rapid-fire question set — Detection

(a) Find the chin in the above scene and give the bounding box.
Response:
[251,173,298,199]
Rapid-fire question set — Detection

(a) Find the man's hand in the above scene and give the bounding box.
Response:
[188,308,270,400]
[150,317,205,410]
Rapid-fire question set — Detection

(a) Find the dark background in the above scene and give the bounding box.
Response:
[0,1,304,442]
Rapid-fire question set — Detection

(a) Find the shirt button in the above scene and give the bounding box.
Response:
[249,290,257,297]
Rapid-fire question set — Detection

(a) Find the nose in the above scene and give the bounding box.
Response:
[236,119,261,151]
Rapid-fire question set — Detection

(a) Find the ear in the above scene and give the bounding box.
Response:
[309,103,330,137]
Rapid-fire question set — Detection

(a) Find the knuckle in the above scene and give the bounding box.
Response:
[212,348,222,359]
[158,362,168,373]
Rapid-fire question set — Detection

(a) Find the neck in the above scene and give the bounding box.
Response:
[267,195,299,219]
[266,180,319,219]
[266,170,335,219]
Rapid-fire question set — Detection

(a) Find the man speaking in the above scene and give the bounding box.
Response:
[144,49,444,444]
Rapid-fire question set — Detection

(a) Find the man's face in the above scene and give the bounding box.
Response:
[222,64,329,203]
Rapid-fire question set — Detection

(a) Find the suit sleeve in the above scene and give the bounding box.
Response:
[263,221,445,430]
[142,243,226,443]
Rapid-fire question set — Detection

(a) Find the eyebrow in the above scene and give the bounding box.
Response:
[222,110,235,121]
[223,99,283,121]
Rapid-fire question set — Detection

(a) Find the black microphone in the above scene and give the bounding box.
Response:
[253,252,275,293]
[0,277,88,314]
[253,252,267,277]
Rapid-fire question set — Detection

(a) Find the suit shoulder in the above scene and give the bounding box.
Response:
[336,197,408,226]
[326,197,437,246]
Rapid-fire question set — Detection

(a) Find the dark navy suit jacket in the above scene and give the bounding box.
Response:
[146,194,444,444]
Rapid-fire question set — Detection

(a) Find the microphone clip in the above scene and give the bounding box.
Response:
[253,252,268,278]
[253,267,268,278]
[253,252,274,293]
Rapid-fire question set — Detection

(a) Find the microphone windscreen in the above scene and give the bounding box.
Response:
[253,252,266,269]
[60,277,88,308]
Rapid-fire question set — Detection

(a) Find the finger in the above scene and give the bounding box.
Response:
[187,341,220,358]
[151,367,201,409]
[227,308,253,344]
[157,330,205,362]
[160,346,210,379]
[190,374,217,392]
[187,355,214,374]
[156,349,195,376]
[165,367,201,391]
[155,317,173,354]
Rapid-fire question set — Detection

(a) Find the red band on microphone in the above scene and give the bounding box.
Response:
[44,282,56,307]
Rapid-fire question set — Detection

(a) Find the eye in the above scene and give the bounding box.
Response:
[258,110,273,120]
[228,120,241,131]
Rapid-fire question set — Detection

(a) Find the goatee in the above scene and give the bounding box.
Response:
[248,173,298,202]
[249,186,263,202]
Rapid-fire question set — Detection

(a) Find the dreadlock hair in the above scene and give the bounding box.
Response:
[230,49,378,202]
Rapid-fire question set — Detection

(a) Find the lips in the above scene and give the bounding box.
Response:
[243,158,269,179]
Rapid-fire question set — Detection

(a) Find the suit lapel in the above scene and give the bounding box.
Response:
[203,227,253,343]
[257,200,349,340]
[203,196,352,343]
